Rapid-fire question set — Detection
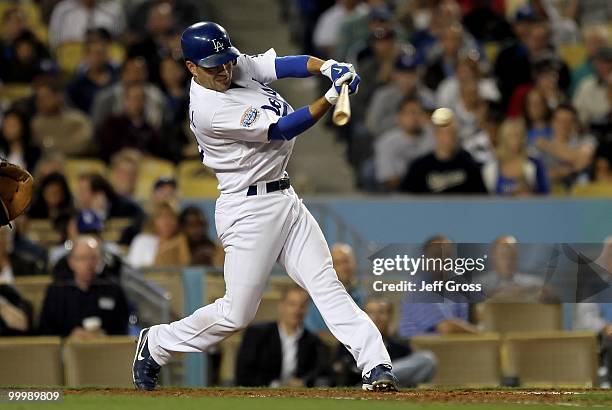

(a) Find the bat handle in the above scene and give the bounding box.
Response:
[332,83,351,127]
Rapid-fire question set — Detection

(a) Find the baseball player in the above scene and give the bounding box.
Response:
[132,21,398,392]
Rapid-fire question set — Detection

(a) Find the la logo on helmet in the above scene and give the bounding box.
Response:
[212,39,224,52]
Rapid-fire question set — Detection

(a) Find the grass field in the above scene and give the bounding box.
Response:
[4,388,612,410]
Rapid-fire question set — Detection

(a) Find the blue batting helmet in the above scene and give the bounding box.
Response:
[181,22,240,68]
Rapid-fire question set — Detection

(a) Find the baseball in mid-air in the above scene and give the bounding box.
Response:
[431,107,454,127]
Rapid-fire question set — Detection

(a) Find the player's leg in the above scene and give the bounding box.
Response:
[277,191,397,390]
[135,194,294,388]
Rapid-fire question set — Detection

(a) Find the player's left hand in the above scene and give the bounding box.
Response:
[320,59,360,95]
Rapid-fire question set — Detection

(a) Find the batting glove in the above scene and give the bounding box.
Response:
[324,85,339,105]
[320,59,360,95]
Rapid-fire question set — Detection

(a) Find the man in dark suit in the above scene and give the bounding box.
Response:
[235,286,328,387]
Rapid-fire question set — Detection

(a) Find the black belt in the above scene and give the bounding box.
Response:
[247,177,290,196]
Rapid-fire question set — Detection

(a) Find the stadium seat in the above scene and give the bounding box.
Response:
[64,158,108,193]
[478,303,562,334]
[411,333,502,386]
[143,271,185,317]
[134,158,176,200]
[503,331,598,387]
[177,160,219,199]
[0,337,63,385]
[571,182,612,197]
[22,218,61,248]
[219,331,244,385]
[102,218,133,243]
[55,42,126,74]
[13,275,52,326]
[558,44,587,70]
[0,83,34,105]
[63,336,137,387]
[179,178,220,199]
[177,160,215,180]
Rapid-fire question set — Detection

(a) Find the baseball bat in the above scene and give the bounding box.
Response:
[332,83,351,126]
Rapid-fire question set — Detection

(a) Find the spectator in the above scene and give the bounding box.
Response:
[149,177,180,212]
[564,0,612,27]
[0,110,41,172]
[179,206,220,267]
[0,283,33,336]
[305,243,363,334]
[28,172,75,220]
[453,79,486,141]
[97,82,164,161]
[495,15,569,109]
[127,202,190,269]
[91,56,167,130]
[158,56,191,161]
[409,0,463,64]
[365,51,434,137]
[1,6,29,51]
[313,0,367,58]
[67,28,120,113]
[32,150,65,182]
[400,109,487,194]
[50,209,123,279]
[0,226,46,281]
[48,0,126,48]
[399,235,479,338]
[523,88,552,144]
[436,53,500,110]
[76,172,145,244]
[508,56,566,118]
[482,119,550,196]
[235,286,328,387]
[336,3,401,62]
[478,236,546,298]
[108,149,142,199]
[462,103,501,165]
[423,23,467,92]
[572,140,612,195]
[535,104,596,189]
[127,2,180,87]
[373,97,434,191]
[352,27,404,120]
[0,31,54,84]
[127,0,201,43]
[569,24,610,97]
[333,296,436,387]
[31,81,94,156]
[535,0,579,45]
[39,235,129,338]
[462,0,514,43]
[573,47,612,127]
[159,55,188,126]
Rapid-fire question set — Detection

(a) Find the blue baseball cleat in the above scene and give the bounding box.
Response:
[362,364,399,392]
[132,328,161,390]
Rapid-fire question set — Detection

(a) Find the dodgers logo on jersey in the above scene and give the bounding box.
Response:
[240,107,260,128]
[212,39,224,52]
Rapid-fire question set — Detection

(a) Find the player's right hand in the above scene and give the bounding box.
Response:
[320,59,359,94]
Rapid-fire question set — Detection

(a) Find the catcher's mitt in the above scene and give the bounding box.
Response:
[0,161,33,226]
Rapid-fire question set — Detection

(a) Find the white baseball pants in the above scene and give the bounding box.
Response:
[147,187,391,374]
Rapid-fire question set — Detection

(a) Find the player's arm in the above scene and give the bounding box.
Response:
[274,56,360,93]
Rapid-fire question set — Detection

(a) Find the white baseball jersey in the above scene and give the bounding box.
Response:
[188,48,295,193]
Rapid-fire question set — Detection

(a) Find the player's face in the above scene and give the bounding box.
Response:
[187,60,235,92]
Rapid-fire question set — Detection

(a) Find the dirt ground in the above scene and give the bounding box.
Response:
[63,387,611,406]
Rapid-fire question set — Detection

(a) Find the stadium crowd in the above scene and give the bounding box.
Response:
[0,0,611,388]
